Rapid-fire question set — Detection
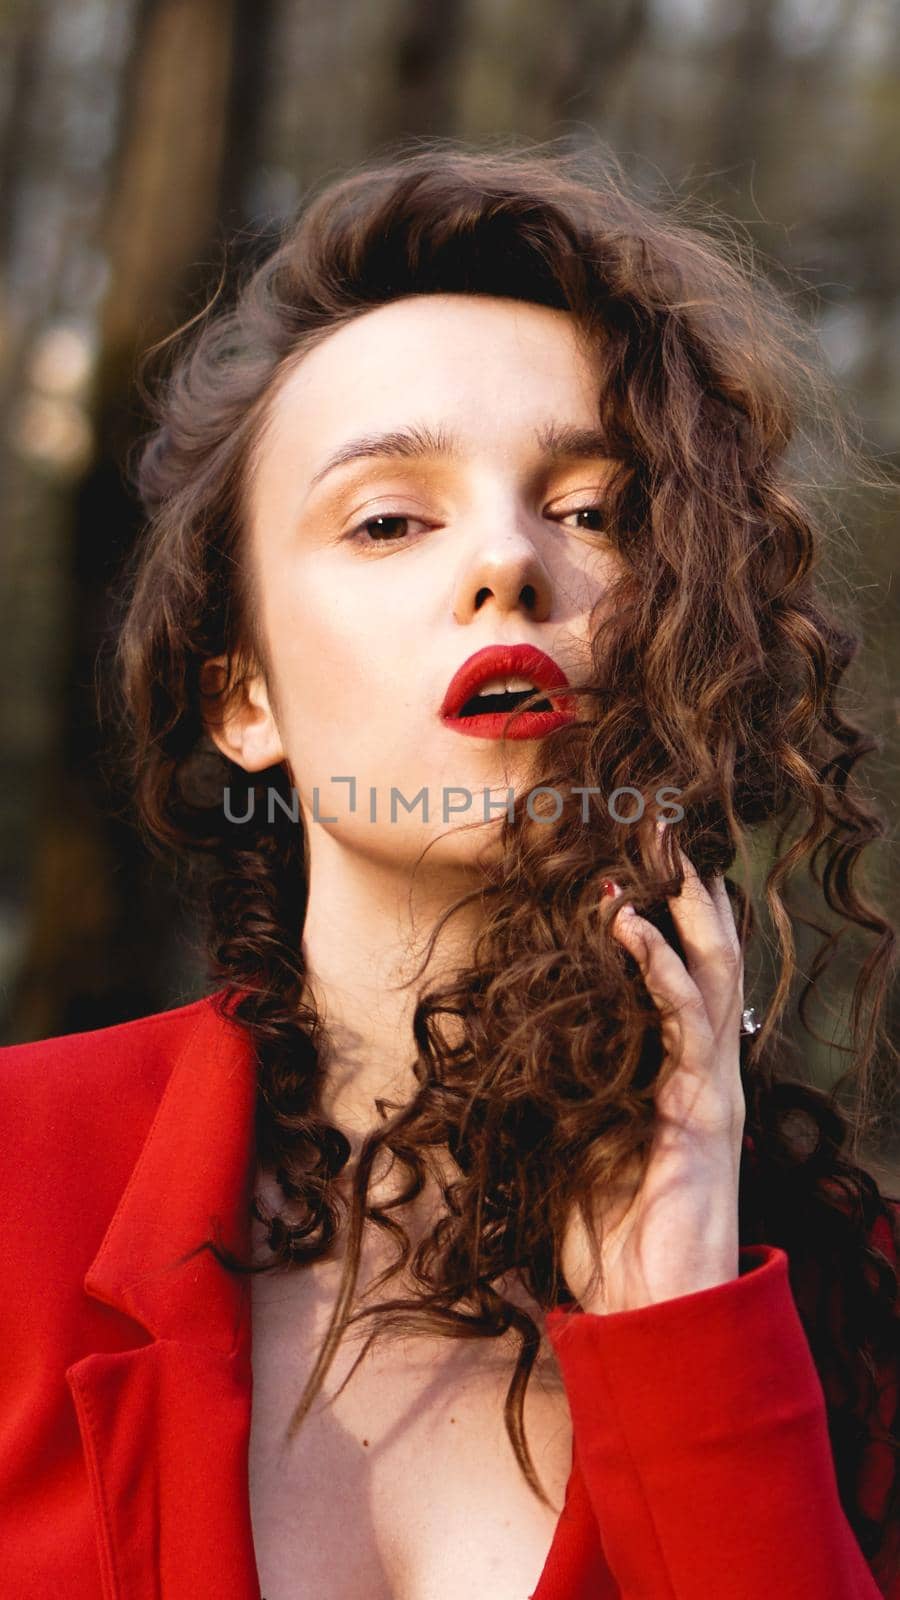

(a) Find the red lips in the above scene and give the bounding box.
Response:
[439,643,576,741]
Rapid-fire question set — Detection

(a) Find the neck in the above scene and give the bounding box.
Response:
[299,826,487,1158]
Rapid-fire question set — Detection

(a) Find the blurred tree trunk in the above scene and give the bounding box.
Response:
[1,0,242,1038]
[0,0,144,1036]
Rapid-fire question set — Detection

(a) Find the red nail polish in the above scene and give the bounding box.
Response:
[601,879,619,897]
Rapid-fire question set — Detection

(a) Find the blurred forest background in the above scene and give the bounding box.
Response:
[0,0,897,1173]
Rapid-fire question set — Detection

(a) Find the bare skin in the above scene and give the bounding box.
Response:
[248,1164,574,1600]
[207,294,746,1597]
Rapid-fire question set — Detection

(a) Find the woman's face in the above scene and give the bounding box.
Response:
[215,293,623,872]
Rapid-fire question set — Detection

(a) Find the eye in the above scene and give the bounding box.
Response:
[555,504,608,534]
[347,511,430,548]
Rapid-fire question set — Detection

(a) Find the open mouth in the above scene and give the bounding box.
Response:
[457,688,554,718]
[440,646,574,739]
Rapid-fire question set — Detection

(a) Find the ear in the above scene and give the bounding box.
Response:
[200,654,285,773]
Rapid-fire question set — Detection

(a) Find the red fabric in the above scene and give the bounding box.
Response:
[541,1246,898,1599]
[0,991,896,1599]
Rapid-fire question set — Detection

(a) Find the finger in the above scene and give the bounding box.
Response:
[610,902,745,1136]
[667,850,738,965]
[609,903,714,1048]
[708,873,743,956]
[658,840,743,1032]
[657,825,737,949]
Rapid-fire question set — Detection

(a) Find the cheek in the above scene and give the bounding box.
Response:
[572,546,624,624]
[262,563,386,735]
[574,537,620,588]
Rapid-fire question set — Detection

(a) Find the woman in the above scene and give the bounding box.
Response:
[1,143,897,1600]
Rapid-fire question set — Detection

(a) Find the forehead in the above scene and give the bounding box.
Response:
[255,294,601,472]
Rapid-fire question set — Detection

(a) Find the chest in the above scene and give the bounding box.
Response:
[247,1260,574,1600]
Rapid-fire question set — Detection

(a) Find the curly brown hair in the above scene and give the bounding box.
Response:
[106,140,899,1588]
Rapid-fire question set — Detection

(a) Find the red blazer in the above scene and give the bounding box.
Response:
[1,990,897,1599]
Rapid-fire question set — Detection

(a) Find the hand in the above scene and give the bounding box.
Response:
[560,825,747,1314]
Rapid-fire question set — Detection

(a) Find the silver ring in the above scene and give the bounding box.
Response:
[740,1006,762,1037]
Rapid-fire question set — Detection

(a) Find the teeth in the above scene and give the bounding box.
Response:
[474,676,540,697]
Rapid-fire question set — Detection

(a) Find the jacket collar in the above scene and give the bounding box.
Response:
[82,989,258,1351]
[65,990,263,1599]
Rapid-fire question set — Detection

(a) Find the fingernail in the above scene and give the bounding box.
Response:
[600,878,621,897]
[655,817,668,835]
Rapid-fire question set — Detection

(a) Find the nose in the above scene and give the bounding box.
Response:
[452,534,553,625]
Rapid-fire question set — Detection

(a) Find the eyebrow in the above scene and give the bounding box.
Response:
[307,421,614,490]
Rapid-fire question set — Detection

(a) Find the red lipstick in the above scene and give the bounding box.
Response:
[439,643,577,740]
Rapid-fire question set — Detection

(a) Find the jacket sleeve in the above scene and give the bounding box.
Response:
[544,1240,898,1600]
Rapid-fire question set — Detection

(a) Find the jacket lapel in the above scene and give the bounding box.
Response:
[65,993,263,1599]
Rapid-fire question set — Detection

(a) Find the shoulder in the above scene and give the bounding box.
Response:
[0,991,236,1298]
[0,992,224,1194]
[0,994,231,1388]
[0,990,219,1109]
[869,1192,899,1262]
